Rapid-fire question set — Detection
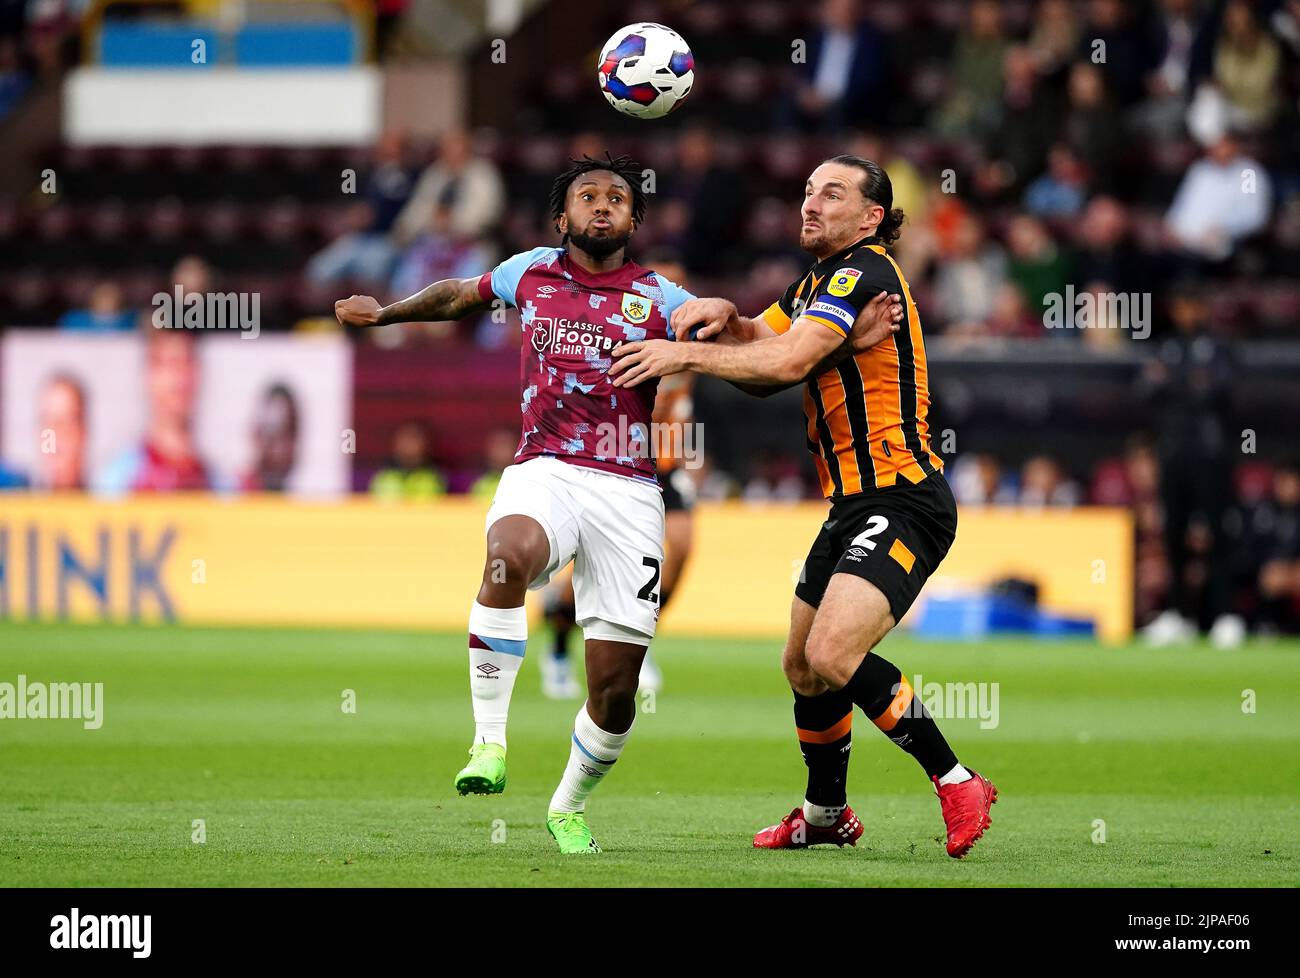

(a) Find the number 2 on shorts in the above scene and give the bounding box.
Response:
[849,515,890,552]
[637,556,661,603]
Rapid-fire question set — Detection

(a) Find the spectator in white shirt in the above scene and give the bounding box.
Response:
[392,128,505,248]
[1165,131,1272,262]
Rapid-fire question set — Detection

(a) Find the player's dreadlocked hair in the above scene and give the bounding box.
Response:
[823,154,906,246]
[548,153,648,239]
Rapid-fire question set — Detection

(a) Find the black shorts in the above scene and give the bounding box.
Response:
[794,473,958,622]
[660,467,696,514]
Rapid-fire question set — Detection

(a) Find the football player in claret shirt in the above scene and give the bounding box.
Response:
[337,153,903,855]
[612,156,998,859]
[539,253,695,701]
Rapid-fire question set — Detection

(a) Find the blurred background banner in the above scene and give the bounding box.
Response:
[0,495,1131,641]
[64,67,384,145]
[0,0,1298,643]
[1,331,352,495]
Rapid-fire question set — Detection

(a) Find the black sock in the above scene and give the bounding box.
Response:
[545,599,575,660]
[793,687,852,807]
[843,653,958,780]
[551,625,571,660]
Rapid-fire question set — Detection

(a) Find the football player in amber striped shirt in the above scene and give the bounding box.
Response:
[611,156,997,858]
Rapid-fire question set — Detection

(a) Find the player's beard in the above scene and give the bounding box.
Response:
[799,223,832,258]
[569,226,631,260]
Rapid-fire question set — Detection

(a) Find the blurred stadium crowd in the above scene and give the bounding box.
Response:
[0,0,1298,634]
[2,0,1296,332]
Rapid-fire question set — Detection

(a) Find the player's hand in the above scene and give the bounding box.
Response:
[670,297,737,342]
[335,294,383,328]
[610,339,688,387]
[848,290,904,353]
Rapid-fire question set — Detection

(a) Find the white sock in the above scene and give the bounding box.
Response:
[938,763,972,786]
[467,601,527,748]
[802,801,845,827]
[548,703,632,813]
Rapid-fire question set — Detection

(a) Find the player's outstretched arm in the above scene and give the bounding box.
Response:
[334,276,491,328]
[612,290,903,391]
[614,318,841,388]
[729,293,904,396]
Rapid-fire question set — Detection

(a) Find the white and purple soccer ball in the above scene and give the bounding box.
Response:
[597,23,694,120]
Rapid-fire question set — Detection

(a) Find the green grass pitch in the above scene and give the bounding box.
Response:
[1,621,1296,887]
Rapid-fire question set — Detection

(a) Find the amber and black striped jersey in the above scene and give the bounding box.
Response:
[758,235,943,498]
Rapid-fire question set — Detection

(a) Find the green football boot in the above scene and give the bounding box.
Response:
[454,743,507,795]
[546,811,601,854]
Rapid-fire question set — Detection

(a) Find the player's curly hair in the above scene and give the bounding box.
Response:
[548,153,648,238]
[823,154,906,246]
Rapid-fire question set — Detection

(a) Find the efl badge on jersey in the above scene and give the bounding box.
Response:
[621,292,651,324]
[827,268,861,297]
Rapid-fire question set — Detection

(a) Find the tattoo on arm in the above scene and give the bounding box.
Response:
[378,277,490,326]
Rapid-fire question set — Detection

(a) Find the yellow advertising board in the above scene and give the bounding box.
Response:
[0,495,1132,642]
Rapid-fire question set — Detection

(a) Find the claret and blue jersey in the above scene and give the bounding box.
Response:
[476,246,695,483]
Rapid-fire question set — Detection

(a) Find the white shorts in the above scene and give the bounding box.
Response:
[484,457,665,644]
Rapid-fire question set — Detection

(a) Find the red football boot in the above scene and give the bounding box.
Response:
[933,769,998,858]
[753,805,864,849]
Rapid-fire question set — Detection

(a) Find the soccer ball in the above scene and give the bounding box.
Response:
[597,23,694,120]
